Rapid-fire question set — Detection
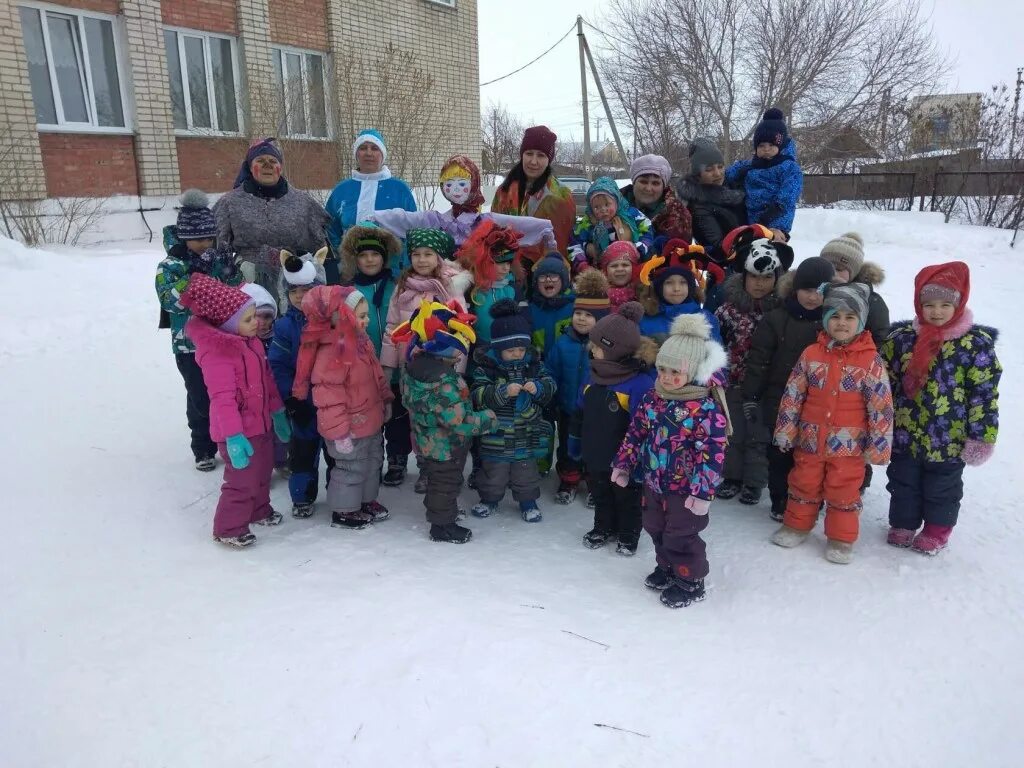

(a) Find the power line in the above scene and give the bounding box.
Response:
[480,23,576,87]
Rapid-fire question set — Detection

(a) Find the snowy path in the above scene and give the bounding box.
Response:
[1,210,1021,767]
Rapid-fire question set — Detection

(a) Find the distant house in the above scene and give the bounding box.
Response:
[909,93,983,153]
[554,140,626,177]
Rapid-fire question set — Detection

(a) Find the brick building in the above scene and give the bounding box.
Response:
[0,0,480,201]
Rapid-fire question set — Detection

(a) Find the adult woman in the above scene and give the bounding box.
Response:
[325,129,417,283]
[490,125,576,286]
[215,137,330,300]
[620,154,692,244]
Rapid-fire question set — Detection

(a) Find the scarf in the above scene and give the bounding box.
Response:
[352,166,393,224]
[608,284,637,308]
[655,381,734,439]
[590,356,642,385]
[352,270,391,309]
[903,309,974,399]
[785,294,824,322]
[242,176,289,200]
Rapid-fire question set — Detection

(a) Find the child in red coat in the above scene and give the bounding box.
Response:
[771,282,893,563]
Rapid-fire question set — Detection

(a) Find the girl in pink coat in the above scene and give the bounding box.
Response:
[182,274,292,547]
[293,286,394,530]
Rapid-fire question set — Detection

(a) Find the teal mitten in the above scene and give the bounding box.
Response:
[225,434,254,469]
[271,410,292,443]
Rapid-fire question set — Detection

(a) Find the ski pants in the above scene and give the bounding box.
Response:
[287,417,327,505]
[723,386,769,489]
[384,381,412,461]
[768,444,796,510]
[886,454,965,530]
[589,470,642,545]
[477,459,541,505]
[325,435,384,514]
[643,487,710,579]
[555,413,584,487]
[175,352,216,461]
[214,432,274,538]
[422,442,471,525]
[784,450,866,544]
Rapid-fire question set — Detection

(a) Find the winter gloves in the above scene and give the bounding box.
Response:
[961,440,994,466]
[225,434,254,469]
[272,410,292,443]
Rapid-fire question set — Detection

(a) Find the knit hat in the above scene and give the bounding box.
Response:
[280,247,328,288]
[600,240,641,270]
[407,228,456,261]
[344,289,367,312]
[175,189,217,241]
[233,137,283,188]
[688,138,725,176]
[792,257,836,292]
[488,299,532,352]
[353,129,387,163]
[573,269,611,320]
[656,314,728,385]
[439,155,485,215]
[592,301,644,362]
[823,282,871,334]
[533,253,569,293]
[641,239,725,304]
[241,283,278,318]
[391,298,477,359]
[917,261,970,310]
[630,154,672,185]
[520,125,557,161]
[820,232,865,278]
[181,273,254,331]
[753,108,788,148]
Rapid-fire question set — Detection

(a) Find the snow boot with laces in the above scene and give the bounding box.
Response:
[214,531,257,548]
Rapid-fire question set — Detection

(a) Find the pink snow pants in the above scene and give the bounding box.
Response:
[213,432,274,537]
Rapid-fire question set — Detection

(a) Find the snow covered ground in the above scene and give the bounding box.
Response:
[1,209,1022,767]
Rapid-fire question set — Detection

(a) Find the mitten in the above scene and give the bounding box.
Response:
[611,468,630,488]
[285,396,315,427]
[225,434,254,469]
[742,400,762,424]
[271,410,292,443]
[685,496,711,515]
[334,436,355,454]
[961,440,994,467]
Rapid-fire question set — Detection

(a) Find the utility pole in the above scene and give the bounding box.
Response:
[577,16,591,179]
[597,117,603,142]
[581,25,629,171]
[880,88,891,150]
[1011,67,1023,169]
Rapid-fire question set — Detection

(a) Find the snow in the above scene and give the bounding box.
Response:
[2,211,1022,767]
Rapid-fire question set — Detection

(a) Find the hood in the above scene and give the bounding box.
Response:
[775,270,795,299]
[853,261,884,287]
[636,336,659,366]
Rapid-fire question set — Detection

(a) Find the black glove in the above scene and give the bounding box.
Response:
[214,252,239,282]
[186,248,217,276]
[285,396,315,426]
[742,400,762,425]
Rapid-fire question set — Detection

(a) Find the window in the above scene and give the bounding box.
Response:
[272,47,329,139]
[18,4,127,129]
[164,28,240,133]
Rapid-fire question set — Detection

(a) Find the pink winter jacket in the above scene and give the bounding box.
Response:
[292,285,394,441]
[187,317,284,442]
[380,272,468,372]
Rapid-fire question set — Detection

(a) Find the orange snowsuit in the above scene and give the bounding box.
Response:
[773,330,894,543]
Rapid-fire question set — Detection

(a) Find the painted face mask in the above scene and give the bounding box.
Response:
[442,176,472,205]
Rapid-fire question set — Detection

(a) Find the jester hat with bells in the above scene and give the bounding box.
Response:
[390,298,478,360]
[640,239,726,304]
[720,224,794,275]
[456,219,522,293]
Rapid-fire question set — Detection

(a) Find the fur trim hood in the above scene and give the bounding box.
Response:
[340,224,401,281]
[636,336,659,366]
[775,270,795,299]
[853,261,884,287]
[721,272,781,313]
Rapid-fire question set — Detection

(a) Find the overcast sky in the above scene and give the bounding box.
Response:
[477,0,1021,142]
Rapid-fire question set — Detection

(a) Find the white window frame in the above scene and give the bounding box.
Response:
[19,1,132,133]
[271,44,331,141]
[424,0,457,8]
[164,26,244,136]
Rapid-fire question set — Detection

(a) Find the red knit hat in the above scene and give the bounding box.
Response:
[180,273,253,327]
[521,125,557,161]
[600,241,640,270]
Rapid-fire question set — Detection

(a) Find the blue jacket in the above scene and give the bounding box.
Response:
[726,138,803,234]
[639,300,722,344]
[469,275,519,345]
[325,175,417,251]
[570,368,656,470]
[545,328,590,414]
[529,294,575,356]
[268,304,308,402]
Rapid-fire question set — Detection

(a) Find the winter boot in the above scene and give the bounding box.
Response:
[414,473,428,494]
[471,501,499,518]
[254,510,284,526]
[291,502,314,518]
[771,525,810,548]
[520,500,542,523]
[716,480,742,500]
[195,455,217,472]
[886,527,916,548]
[381,456,407,487]
[825,539,854,564]
[912,523,953,556]
[582,529,612,549]
[554,483,578,505]
[331,510,373,530]
[361,500,390,522]
[644,565,671,590]
[214,531,256,548]
[769,495,786,522]
[615,537,638,557]
[584,492,595,509]
[429,522,472,544]
[738,486,763,505]
[660,577,706,608]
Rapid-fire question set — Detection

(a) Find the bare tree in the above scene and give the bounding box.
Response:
[481,101,524,180]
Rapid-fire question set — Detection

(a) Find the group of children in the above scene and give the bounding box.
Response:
[157,147,1001,608]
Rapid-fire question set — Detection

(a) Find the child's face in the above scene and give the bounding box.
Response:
[357,249,384,277]
[185,238,214,255]
[590,193,617,222]
[255,309,275,336]
[698,164,724,185]
[572,309,596,335]
[605,258,633,287]
[661,275,689,305]
[536,273,563,297]
[832,267,851,284]
[236,306,259,337]
[745,272,776,299]
[500,347,526,362]
[796,288,823,310]
[495,262,512,278]
[288,285,310,310]
[410,247,439,275]
[657,365,688,392]
[756,143,780,160]
[589,341,605,360]
[353,298,370,331]
[826,309,859,343]
[921,300,956,327]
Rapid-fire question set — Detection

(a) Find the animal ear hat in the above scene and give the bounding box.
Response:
[640,239,725,298]
[280,246,329,287]
[721,224,793,274]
